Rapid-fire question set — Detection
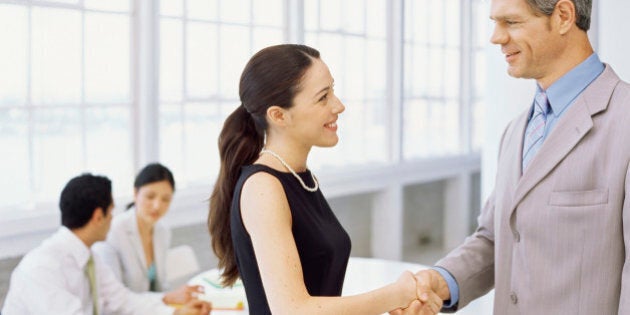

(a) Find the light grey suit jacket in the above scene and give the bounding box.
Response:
[93,209,171,292]
[437,65,630,314]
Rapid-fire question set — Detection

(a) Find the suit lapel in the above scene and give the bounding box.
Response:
[127,211,148,272]
[508,65,619,216]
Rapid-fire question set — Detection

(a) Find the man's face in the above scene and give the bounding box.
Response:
[96,202,114,241]
[489,0,564,83]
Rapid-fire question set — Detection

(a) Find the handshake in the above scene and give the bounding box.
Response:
[389,269,450,315]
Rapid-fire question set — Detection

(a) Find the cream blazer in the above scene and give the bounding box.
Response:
[437,65,630,314]
[93,209,171,292]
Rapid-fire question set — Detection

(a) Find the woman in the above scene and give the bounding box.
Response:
[208,44,442,314]
[94,163,201,304]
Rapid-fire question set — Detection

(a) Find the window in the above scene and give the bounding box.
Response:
[158,0,286,188]
[0,0,486,215]
[303,0,389,168]
[402,0,462,159]
[0,1,133,213]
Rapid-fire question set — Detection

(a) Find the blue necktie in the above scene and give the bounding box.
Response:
[522,91,549,171]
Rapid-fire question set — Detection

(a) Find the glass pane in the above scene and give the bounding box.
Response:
[159,104,184,185]
[445,0,460,46]
[32,109,83,202]
[342,0,364,34]
[343,37,365,100]
[432,101,459,154]
[41,0,78,4]
[187,22,218,98]
[220,0,249,24]
[406,45,429,97]
[84,0,130,12]
[365,40,386,99]
[253,0,283,27]
[219,25,250,97]
[252,28,284,53]
[187,0,217,21]
[427,48,444,98]
[366,0,386,38]
[183,103,220,182]
[304,0,318,31]
[444,48,460,99]
[319,0,341,31]
[474,0,491,47]
[85,13,130,103]
[403,100,430,158]
[472,100,484,152]
[0,109,30,208]
[474,50,486,98]
[32,8,82,105]
[85,107,133,199]
[160,19,183,102]
[409,0,428,43]
[161,0,183,16]
[0,5,27,106]
[428,0,445,45]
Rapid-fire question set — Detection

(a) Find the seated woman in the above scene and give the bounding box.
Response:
[94,163,202,305]
[208,44,443,314]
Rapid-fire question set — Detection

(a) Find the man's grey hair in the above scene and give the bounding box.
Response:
[525,0,592,31]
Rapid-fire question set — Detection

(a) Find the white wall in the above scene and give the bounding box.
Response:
[598,1,630,81]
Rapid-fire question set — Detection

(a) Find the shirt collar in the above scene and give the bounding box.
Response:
[58,226,92,268]
[540,53,604,117]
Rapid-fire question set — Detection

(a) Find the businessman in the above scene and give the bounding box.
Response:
[2,173,211,315]
[394,0,630,314]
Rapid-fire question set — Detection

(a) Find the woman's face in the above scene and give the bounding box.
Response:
[284,58,346,148]
[134,180,174,225]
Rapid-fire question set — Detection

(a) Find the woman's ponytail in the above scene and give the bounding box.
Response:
[208,104,263,286]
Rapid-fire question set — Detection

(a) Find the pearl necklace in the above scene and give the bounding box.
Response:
[260,149,319,192]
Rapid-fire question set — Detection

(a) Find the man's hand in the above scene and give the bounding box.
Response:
[388,269,449,315]
[173,300,212,315]
[163,284,205,305]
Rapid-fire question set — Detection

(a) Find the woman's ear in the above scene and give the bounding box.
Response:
[266,105,289,127]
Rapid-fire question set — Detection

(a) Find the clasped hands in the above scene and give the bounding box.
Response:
[391,269,449,315]
[164,284,212,315]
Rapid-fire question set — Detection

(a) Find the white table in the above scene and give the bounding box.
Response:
[189,257,494,314]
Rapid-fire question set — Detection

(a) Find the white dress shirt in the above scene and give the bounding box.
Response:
[2,227,175,315]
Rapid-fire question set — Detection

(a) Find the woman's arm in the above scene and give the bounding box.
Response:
[240,172,418,315]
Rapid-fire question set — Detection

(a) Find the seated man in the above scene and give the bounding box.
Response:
[2,173,211,315]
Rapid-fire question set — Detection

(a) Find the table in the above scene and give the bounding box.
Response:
[188,257,494,314]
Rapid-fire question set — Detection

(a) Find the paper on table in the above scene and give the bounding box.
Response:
[189,269,247,310]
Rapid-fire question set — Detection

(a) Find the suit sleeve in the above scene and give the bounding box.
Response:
[433,120,516,311]
[618,160,630,313]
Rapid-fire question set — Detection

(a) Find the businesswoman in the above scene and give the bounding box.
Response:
[94,163,201,304]
[208,44,442,314]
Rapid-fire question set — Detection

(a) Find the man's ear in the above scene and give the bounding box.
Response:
[554,0,576,35]
[91,207,105,223]
[266,105,290,127]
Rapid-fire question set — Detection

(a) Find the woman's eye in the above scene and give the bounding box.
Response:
[319,94,328,102]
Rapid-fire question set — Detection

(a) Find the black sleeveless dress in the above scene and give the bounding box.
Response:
[230,164,352,314]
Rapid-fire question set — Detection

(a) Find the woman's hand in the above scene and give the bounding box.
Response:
[394,271,419,309]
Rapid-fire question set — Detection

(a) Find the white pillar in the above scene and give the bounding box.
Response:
[371,185,404,260]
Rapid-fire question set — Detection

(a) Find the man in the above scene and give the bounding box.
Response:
[2,173,211,315]
[394,0,630,314]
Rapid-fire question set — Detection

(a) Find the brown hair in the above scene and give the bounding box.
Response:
[208,44,320,286]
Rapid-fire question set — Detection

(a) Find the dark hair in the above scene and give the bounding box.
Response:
[525,0,591,31]
[208,44,320,286]
[126,163,175,210]
[60,173,112,229]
